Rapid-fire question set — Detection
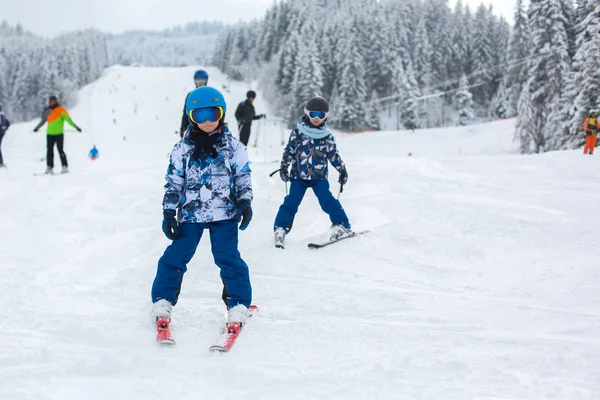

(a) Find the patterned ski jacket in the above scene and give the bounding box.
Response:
[281,117,346,180]
[163,125,253,223]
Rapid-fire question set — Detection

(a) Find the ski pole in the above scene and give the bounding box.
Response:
[337,183,344,200]
[269,168,281,177]
[269,168,289,195]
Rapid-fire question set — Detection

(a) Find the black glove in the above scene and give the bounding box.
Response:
[162,209,179,240]
[279,166,290,182]
[260,114,266,119]
[236,200,253,231]
[338,168,348,185]
[76,127,82,133]
[33,128,39,133]
[587,130,592,136]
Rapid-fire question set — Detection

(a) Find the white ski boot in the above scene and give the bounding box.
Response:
[61,166,69,174]
[274,227,286,249]
[152,299,173,318]
[227,304,250,326]
[330,224,351,241]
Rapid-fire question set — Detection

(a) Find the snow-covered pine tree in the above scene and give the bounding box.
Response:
[412,16,435,127]
[489,12,511,107]
[320,20,342,100]
[364,7,388,98]
[455,74,474,125]
[364,90,381,131]
[560,0,577,60]
[256,7,277,63]
[471,4,495,106]
[329,25,367,131]
[423,0,451,88]
[451,0,469,83]
[562,0,600,148]
[412,16,433,91]
[276,31,301,96]
[507,0,531,116]
[288,21,325,123]
[489,79,509,119]
[521,0,573,152]
[400,61,421,130]
[515,78,536,153]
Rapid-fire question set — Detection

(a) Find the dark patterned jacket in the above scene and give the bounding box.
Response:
[281,117,346,180]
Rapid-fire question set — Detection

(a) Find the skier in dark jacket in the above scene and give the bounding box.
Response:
[0,105,11,167]
[179,70,209,137]
[234,90,266,146]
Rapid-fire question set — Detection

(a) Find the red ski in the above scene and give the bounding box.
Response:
[209,305,258,352]
[156,316,175,345]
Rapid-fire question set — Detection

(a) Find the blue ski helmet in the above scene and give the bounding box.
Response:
[193,70,209,81]
[186,86,227,116]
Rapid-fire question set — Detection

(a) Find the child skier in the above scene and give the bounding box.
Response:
[151,86,254,334]
[88,145,99,160]
[274,96,350,248]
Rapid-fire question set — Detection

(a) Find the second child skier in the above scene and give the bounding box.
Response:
[273,96,351,248]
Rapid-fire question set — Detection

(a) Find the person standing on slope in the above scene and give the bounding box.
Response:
[234,90,266,146]
[0,105,11,168]
[179,70,209,138]
[33,95,82,174]
[273,96,351,248]
[583,109,598,155]
[152,86,254,329]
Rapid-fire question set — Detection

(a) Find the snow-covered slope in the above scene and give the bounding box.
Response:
[0,66,599,400]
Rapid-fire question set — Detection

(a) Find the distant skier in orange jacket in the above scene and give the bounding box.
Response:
[583,109,598,155]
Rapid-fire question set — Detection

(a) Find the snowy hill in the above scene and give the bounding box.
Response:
[1,66,599,400]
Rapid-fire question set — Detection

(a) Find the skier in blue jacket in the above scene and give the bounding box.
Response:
[151,86,254,326]
[273,96,350,248]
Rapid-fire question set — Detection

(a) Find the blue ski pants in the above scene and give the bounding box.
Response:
[151,220,251,309]
[274,179,350,232]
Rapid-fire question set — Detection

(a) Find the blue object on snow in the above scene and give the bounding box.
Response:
[89,145,99,159]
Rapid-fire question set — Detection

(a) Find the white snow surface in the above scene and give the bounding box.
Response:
[1,66,599,400]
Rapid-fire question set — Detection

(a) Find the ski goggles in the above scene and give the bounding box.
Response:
[304,108,327,120]
[194,78,208,87]
[189,106,224,124]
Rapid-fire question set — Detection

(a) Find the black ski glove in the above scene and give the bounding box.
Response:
[587,130,592,136]
[236,200,253,231]
[280,166,290,182]
[76,127,82,133]
[162,209,179,240]
[338,168,348,185]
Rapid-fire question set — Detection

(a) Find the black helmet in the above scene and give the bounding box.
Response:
[306,96,329,113]
[246,90,256,99]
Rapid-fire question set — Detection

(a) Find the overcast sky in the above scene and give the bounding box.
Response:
[2,0,516,38]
